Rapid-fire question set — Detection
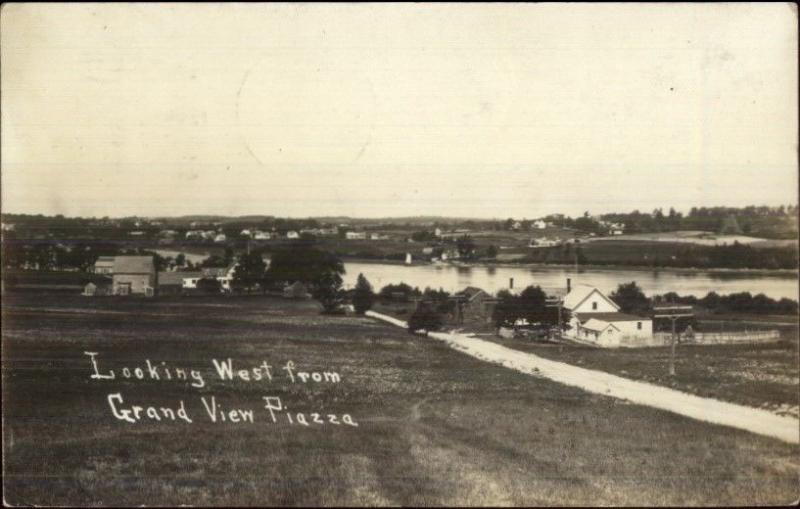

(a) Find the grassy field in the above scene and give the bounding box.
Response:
[373,300,799,414]
[492,337,800,417]
[587,232,794,247]
[2,293,799,506]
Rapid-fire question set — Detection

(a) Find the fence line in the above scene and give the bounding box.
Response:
[651,330,781,345]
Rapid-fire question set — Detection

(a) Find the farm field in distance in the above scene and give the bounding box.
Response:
[2,293,799,506]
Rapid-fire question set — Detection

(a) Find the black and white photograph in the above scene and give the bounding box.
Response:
[1,3,798,506]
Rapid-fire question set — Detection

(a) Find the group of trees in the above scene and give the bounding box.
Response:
[378,282,422,301]
[653,290,798,316]
[606,281,798,317]
[523,240,797,270]
[410,230,437,242]
[512,205,797,239]
[1,241,104,271]
[225,247,346,312]
[455,235,477,260]
[609,282,652,315]
[193,246,380,316]
[702,243,798,270]
[491,286,568,330]
[599,205,798,238]
[0,239,192,273]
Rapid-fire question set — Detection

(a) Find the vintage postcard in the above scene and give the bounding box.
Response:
[1,3,798,506]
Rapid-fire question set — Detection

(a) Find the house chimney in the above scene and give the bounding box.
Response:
[567,278,571,293]
[509,277,514,289]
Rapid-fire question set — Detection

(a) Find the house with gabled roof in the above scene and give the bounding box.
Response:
[563,284,620,314]
[454,286,496,323]
[201,263,238,292]
[111,256,156,296]
[562,283,652,347]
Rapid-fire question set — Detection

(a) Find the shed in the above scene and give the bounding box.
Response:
[284,281,310,299]
[83,278,113,296]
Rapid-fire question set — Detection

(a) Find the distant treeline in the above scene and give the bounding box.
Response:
[378,280,799,318]
[545,205,798,239]
[653,291,798,316]
[4,204,798,239]
[524,241,798,270]
[0,240,202,273]
[0,214,331,240]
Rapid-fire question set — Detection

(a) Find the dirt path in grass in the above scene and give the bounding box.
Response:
[366,311,800,445]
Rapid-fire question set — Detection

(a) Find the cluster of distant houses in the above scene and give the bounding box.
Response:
[505,217,626,236]
[344,231,390,240]
[509,219,554,231]
[597,220,626,236]
[421,246,461,262]
[184,230,230,243]
[177,226,392,243]
[84,255,311,299]
[528,237,562,248]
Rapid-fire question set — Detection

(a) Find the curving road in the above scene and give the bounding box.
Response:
[366,311,800,445]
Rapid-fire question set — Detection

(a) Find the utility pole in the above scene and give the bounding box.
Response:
[653,305,694,377]
[545,295,564,344]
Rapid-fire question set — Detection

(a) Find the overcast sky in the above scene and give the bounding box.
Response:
[2,3,797,219]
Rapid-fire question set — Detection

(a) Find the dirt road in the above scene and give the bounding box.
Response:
[366,311,800,444]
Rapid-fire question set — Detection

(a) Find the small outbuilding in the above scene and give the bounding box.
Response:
[83,278,113,296]
[284,281,311,299]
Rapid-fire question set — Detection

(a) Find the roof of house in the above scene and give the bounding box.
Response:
[580,318,620,333]
[562,284,620,311]
[112,256,155,274]
[202,263,238,278]
[574,312,648,322]
[457,286,488,301]
[94,256,115,267]
[158,271,203,286]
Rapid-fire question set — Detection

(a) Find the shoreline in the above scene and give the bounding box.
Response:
[341,257,799,278]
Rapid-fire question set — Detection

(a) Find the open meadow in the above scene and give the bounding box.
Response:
[494,337,800,418]
[2,294,799,506]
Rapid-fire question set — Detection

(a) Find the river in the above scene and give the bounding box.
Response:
[341,262,799,300]
[153,248,798,300]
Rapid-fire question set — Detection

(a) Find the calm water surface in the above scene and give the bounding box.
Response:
[155,249,798,300]
[342,262,799,300]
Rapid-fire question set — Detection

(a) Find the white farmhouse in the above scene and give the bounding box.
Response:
[345,231,367,240]
[533,220,547,229]
[286,231,300,239]
[562,283,652,347]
